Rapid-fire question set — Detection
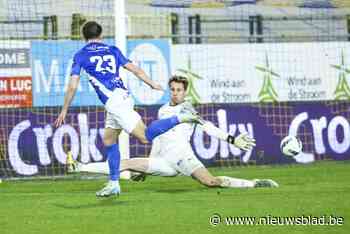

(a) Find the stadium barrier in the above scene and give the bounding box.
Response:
[1,101,349,177]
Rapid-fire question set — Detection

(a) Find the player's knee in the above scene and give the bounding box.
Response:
[103,135,117,146]
[135,134,149,144]
[131,120,150,144]
[131,127,149,144]
[139,137,149,144]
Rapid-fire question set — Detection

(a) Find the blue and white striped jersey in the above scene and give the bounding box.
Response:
[70,42,130,104]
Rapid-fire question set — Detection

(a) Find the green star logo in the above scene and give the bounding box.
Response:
[176,55,203,104]
[256,54,280,102]
[331,51,350,100]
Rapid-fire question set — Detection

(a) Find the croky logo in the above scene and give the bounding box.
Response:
[176,55,203,104]
[331,51,350,100]
[255,54,280,102]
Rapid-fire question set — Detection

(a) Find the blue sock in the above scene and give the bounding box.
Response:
[106,144,120,181]
[145,116,180,142]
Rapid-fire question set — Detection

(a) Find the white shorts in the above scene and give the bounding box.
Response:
[104,89,141,133]
[146,147,204,177]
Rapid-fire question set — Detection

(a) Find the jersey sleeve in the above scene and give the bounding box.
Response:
[112,46,131,66]
[70,52,83,76]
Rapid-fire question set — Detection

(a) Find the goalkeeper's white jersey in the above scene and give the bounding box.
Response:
[156,102,195,154]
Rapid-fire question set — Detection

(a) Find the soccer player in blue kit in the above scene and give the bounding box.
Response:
[54,21,199,197]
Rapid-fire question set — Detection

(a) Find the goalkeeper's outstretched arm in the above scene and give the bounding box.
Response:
[198,120,256,151]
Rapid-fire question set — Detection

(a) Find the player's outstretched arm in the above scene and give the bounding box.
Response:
[200,121,256,151]
[54,75,80,127]
[124,63,163,91]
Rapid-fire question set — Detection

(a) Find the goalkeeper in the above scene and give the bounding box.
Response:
[70,76,278,190]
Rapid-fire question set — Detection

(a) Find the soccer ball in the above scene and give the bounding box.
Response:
[280,135,302,157]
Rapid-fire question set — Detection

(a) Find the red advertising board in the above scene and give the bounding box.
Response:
[0,76,32,107]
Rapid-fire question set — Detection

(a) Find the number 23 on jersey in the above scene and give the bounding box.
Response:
[90,55,116,73]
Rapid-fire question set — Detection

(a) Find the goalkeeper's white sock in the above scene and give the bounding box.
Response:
[218,176,255,188]
[79,162,109,174]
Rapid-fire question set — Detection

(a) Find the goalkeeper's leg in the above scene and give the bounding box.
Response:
[67,158,149,181]
[76,162,109,174]
[67,158,150,174]
[191,167,255,188]
[121,158,150,181]
[191,168,278,188]
[120,158,149,173]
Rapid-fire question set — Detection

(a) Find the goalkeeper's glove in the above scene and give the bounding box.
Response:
[227,133,256,151]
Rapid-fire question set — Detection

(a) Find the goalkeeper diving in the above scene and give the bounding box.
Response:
[68,76,278,192]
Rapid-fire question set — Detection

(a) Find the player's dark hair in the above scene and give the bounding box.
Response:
[82,21,102,40]
[168,75,189,91]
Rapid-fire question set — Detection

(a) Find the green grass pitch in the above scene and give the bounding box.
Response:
[0,160,349,234]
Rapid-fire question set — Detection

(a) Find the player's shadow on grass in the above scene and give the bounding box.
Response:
[153,187,208,193]
[53,199,129,209]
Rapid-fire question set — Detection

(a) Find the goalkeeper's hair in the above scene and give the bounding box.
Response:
[168,75,189,91]
[82,21,102,41]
